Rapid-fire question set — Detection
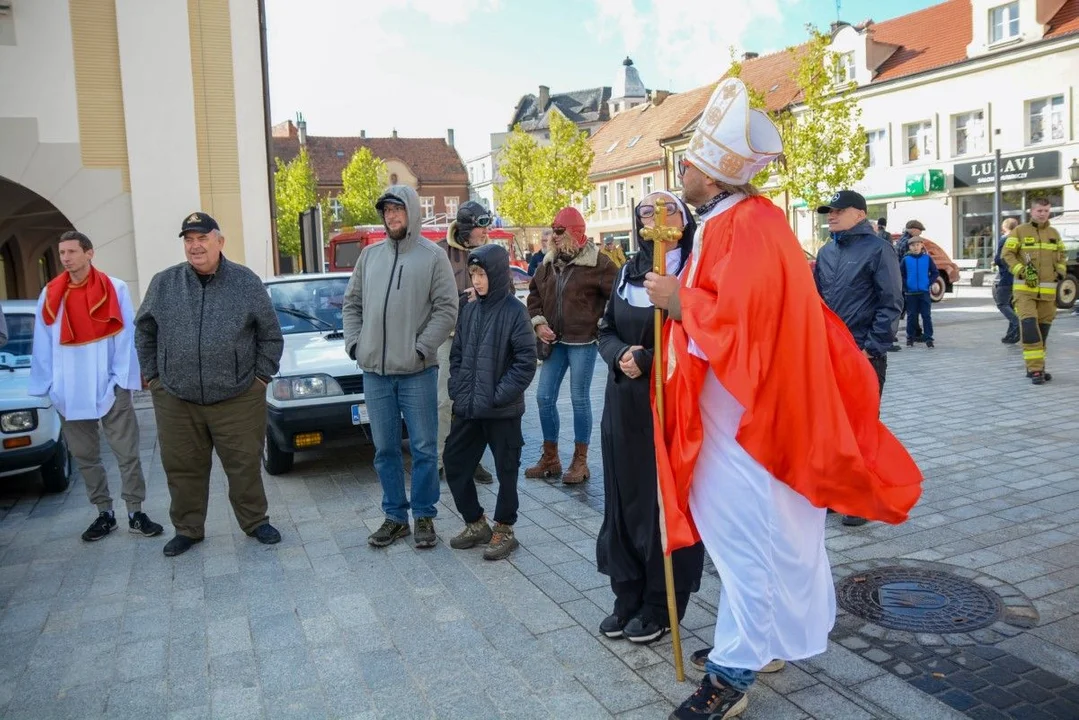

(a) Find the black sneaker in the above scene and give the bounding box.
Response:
[81,511,117,542]
[474,464,494,484]
[926,340,935,349]
[624,615,667,644]
[128,512,164,537]
[248,523,281,544]
[1031,371,1047,385]
[905,339,914,348]
[163,535,202,557]
[1002,333,1019,344]
[600,614,630,639]
[888,344,901,352]
[368,519,410,548]
[414,518,437,549]
[842,515,868,526]
[670,674,748,720]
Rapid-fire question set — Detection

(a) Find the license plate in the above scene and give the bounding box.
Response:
[351,404,368,425]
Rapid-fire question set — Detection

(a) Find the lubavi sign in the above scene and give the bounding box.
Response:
[953,151,1061,188]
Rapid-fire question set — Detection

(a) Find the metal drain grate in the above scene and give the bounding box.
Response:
[836,566,1004,634]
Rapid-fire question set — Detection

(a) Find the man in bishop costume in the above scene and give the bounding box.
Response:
[644,78,924,720]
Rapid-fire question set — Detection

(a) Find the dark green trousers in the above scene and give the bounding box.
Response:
[151,381,269,538]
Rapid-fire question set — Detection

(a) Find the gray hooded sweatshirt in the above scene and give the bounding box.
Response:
[342,185,458,376]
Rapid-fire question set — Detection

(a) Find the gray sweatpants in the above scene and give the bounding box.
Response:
[60,387,146,514]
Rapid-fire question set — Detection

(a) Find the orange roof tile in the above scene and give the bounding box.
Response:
[273,135,467,187]
[587,84,717,178]
[732,47,807,113]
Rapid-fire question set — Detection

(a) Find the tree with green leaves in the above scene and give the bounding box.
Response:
[274,148,318,257]
[771,27,867,215]
[495,110,595,226]
[339,147,387,226]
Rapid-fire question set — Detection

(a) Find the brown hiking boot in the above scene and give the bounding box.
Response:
[562,442,590,485]
[450,517,493,549]
[524,441,561,479]
[483,523,518,561]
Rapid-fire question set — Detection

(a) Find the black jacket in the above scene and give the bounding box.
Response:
[814,220,903,358]
[449,244,537,420]
[135,256,283,405]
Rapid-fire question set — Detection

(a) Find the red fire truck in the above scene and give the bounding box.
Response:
[327,224,527,273]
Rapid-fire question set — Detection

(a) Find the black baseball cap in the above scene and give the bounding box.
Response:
[817,191,867,214]
[179,211,220,236]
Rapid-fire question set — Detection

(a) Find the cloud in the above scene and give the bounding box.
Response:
[590,0,798,88]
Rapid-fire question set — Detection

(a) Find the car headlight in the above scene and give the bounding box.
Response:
[271,374,344,401]
[1,410,38,433]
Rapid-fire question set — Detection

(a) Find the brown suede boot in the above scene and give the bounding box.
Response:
[524,441,562,479]
[562,443,590,485]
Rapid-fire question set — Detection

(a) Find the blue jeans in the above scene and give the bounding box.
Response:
[363,367,439,524]
[704,661,757,692]
[993,282,1019,335]
[536,343,598,444]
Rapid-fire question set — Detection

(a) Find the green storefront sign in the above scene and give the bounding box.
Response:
[905,169,945,196]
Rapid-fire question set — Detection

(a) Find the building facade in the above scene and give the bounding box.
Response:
[271,120,468,229]
[0,0,274,302]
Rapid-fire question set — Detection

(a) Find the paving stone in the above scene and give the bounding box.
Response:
[788,683,877,719]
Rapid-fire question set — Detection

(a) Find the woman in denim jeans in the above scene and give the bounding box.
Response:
[524,207,618,484]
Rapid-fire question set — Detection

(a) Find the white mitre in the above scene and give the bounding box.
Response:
[685,77,782,186]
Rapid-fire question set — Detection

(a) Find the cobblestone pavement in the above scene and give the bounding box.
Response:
[1,290,1078,719]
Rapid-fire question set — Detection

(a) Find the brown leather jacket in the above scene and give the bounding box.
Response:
[527,242,617,344]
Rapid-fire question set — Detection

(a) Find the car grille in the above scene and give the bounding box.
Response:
[335,374,364,396]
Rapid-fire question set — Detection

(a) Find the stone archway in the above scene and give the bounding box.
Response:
[0,175,74,300]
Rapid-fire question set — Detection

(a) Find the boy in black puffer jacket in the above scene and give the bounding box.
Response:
[444,244,537,560]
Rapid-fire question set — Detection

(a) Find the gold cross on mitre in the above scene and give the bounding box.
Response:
[640,202,683,275]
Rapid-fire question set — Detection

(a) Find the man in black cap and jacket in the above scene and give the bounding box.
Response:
[814,191,903,527]
[135,212,284,556]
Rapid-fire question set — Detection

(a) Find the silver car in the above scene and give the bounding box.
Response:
[0,300,72,492]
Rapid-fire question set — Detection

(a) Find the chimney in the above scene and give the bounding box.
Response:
[392,128,398,139]
[651,90,670,106]
[538,85,550,111]
[447,128,455,147]
[742,51,759,61]
[360,129,366,138]
[296,112,307,146]
[830,20,850,34]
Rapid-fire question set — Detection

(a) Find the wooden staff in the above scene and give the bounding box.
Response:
[640,201,685,682]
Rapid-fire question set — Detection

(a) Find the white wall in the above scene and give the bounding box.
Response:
[0,0,80,144]
[230,0,273,278]
[115,0,201,285]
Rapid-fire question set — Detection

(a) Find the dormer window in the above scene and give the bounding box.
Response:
[989,2,1020,44]
[834,52,855,84]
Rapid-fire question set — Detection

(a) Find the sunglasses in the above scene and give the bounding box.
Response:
[637,201,679,220]
[677,158,691,179]
[473,215,492,227]
[551,226,566,236]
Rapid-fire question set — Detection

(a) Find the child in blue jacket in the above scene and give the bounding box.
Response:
[900,237,939,348]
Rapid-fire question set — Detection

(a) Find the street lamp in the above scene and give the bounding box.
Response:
[1069,158,1079,190]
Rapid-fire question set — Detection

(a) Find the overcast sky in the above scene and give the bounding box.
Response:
[265,0,938,162]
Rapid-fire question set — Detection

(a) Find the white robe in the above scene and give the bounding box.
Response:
[686,198,835,672]
[28,276,142,421]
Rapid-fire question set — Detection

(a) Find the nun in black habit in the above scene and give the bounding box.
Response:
[595,191,705,644]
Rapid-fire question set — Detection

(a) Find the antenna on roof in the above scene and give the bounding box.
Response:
[836,0,841,21]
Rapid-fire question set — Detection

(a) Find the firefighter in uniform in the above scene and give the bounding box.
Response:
[1000,198,1066,385]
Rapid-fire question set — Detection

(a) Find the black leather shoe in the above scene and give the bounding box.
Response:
[842,515,868,527]
[163,535,202,557]
[249,523,282,544]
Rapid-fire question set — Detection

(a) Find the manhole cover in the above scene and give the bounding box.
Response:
[837,566,1003,634]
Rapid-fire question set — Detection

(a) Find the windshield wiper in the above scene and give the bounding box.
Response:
[273,305,335,331]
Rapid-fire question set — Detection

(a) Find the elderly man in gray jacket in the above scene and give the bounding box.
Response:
[135,212,284,557]
[343,185,457,549]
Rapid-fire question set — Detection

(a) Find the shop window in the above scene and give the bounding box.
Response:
[957,187,1063,268]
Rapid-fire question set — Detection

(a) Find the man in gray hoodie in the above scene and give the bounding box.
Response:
[343,185,457,548]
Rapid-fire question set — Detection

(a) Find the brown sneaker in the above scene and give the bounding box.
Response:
[483,523,518,561]
[524,441,561,479]
[450,517,493,549]
[414,517,437,549]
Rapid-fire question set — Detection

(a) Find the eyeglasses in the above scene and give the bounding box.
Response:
[636,201,679,220]
[677,158,691,179]
[551,226,566,236]
[473,215,492,227]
